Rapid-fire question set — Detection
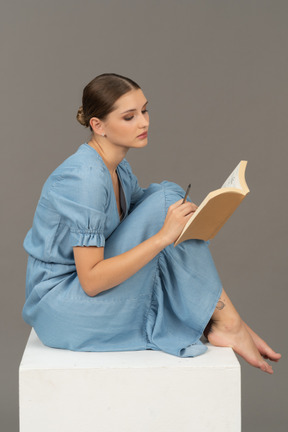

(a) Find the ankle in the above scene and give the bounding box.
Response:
[213,314,242,334]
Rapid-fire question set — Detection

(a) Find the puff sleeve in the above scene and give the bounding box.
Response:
[44,163,108,248]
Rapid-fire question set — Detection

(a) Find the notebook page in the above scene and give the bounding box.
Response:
[221,162,242,189]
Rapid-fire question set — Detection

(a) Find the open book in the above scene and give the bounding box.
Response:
[174,161,250,246]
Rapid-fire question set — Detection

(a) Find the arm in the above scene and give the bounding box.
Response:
[74,200,197,296]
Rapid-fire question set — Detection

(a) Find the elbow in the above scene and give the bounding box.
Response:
[81,281,103,297]
[76,261,110,296]
[82,287,98,297]
[78,275,104,297]
[74,246,109,296]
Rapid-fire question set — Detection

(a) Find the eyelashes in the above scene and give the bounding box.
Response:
[124,109,149,121]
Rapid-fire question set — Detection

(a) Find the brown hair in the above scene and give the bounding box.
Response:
[76,73,141,130]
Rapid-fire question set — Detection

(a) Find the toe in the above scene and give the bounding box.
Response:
[260,347,281,362]
[260,361,274,374]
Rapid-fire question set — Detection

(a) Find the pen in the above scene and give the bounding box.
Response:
[182,183,191,204]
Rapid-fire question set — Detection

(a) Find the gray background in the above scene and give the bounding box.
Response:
[1,1,287,431]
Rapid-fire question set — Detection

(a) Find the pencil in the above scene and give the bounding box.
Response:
[182,184,191,204]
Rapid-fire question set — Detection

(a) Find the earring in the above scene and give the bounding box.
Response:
[102,133,106,137]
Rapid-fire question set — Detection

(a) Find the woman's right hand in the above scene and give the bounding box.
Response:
[157,199,198,247]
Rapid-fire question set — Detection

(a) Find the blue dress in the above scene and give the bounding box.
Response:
[23,143,222,357]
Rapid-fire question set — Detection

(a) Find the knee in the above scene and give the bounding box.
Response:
[160,181,187,212]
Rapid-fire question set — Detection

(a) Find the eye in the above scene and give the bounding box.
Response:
[124,109,148,121]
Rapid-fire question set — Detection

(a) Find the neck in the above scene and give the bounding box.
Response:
[88,136,128,174]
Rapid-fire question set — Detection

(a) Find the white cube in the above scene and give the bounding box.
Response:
[19,329,241,432]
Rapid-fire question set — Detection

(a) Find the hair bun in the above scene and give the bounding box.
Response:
[76,106,87,127]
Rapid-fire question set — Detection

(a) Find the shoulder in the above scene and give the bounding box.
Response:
[42,144,109,200]
[53,143,106,178]
[118,158,136,180]
[118,158,131,171]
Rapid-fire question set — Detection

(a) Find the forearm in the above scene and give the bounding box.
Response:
[84,232,167,296]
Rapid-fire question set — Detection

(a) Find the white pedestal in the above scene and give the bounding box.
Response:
[19,329,241,432]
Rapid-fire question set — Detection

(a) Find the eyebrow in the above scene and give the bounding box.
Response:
[120,100,148,114]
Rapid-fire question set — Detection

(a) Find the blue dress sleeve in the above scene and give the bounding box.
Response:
[44,163,108,248]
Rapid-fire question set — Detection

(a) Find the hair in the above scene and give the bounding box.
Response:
[76,73,141,130]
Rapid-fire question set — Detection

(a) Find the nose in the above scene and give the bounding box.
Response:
[139,111,149,129]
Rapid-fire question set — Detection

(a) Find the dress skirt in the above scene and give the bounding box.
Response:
[23,182,222,358]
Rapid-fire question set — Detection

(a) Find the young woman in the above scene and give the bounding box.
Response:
[23,73,281,373]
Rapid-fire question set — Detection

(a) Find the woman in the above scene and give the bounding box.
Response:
[23,73,281,373]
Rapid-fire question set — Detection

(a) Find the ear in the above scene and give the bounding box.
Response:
[89,117,106,136]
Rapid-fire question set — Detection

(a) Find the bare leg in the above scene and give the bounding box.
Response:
[204,289,281,374]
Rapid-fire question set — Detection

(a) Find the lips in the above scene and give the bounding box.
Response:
[137,132,148,138]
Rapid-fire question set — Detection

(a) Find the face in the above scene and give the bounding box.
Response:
[100,89,149,149]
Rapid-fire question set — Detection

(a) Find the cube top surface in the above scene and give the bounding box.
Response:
[20,330,240,371]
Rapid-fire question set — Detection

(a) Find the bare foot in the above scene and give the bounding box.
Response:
[243,322,281,362]
[204,288,281,374]
[206,317,274,374]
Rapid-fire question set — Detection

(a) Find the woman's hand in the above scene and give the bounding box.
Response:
[157,199,198,247]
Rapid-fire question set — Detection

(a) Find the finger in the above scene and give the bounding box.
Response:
[188,203,198,212]
[168,201,198,217]
[168,199,186,210]
[177,202,197,216]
